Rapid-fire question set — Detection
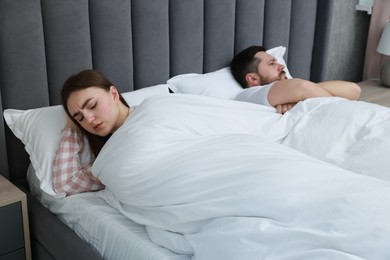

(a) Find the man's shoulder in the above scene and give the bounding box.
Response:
[234,84,274,106]
[239,83,274,94]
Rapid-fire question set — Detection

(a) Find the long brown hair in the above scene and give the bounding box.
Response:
[61,69,129,157]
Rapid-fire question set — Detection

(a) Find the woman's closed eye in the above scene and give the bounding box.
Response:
[77,102,96,122]
[89,102,97,110]
[76,115,84,122]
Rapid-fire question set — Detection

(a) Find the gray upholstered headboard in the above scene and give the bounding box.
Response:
[0,0,333,181]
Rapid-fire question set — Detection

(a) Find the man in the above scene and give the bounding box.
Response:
[230,46,361,114]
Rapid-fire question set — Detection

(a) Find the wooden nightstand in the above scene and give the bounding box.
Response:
[0,175,31,260]
[358,79,390,107]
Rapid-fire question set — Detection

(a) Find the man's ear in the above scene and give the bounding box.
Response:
[245,73,261,87]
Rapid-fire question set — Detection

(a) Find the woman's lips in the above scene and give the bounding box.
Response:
[93,123,103,131]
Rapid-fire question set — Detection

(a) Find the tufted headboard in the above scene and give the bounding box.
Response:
[0,0,334,181]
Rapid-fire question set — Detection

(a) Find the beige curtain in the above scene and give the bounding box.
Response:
[363,0,390,80]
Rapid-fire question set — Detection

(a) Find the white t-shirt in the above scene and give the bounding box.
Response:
[234,83,274,106]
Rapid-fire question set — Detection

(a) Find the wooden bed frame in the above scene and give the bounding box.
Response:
[0,0,335,259]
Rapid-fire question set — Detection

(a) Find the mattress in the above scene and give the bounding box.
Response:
[27,165,190,260]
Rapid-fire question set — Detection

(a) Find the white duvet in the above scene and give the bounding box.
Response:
[93,94,390,259]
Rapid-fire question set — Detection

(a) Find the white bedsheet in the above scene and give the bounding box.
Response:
[27,166,190,260]
[92,94,390,260]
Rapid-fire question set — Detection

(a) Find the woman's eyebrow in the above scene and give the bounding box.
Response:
[72,98,93,118]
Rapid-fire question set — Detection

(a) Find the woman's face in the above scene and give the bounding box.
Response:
[67,86,123,136]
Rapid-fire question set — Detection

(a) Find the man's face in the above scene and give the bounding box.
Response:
[251,51,287,86]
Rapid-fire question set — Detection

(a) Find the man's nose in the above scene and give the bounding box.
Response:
[278,63,285,71]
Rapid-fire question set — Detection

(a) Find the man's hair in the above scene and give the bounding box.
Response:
[230,45,266,88]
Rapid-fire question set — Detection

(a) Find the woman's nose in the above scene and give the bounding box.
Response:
[85,112,95,123]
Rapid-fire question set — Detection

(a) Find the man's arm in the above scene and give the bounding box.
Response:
[318,80,361,100]
[268,79,361,108]
[267,78,333,107]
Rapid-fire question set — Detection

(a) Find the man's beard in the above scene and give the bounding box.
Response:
[260,71,287,84]
[278,71,287,81]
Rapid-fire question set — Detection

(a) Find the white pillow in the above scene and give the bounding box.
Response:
[3,84,169,197]
[167,46,292,99]
[4,106,67,197]
[122,84,169,105]
[266,46,293,79]
[167,67,243,99]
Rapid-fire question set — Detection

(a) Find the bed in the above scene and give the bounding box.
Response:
[0,0,365,259]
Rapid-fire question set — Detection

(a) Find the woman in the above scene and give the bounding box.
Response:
[53,69,131,195]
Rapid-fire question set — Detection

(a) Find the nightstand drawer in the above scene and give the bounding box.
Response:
[0,202,24,256]
[0,248,25,260]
